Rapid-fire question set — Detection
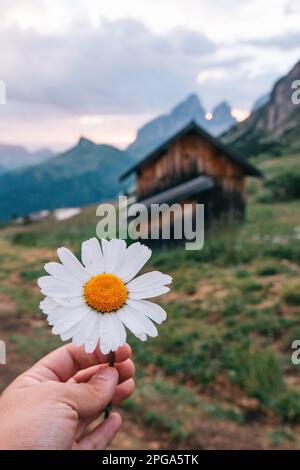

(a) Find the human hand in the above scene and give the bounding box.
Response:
[0,343,135,450]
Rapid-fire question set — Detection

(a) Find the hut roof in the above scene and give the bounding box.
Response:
[120,121,262,180]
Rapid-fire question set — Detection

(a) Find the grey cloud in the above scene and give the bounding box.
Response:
[196,66,281,110]
[285,0,300,15]
[0,19,216,115]
[244,32,300,50]
[166,27,216,55]
[201,55,252,68]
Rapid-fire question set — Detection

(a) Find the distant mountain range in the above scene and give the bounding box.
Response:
[222,60,300,157]
[0,93,238,220]
[0,137,133,220]
[0,144,54,174]
[127,94,236,160]
[1,59,299,220]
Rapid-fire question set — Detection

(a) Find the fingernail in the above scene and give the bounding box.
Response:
[96,366,117,380]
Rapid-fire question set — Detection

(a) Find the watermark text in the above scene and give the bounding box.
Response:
[96,196,204,250]
[291,339,300,365]
[291,80,300,105]
[0,80,6,104]
[0,340,6,364]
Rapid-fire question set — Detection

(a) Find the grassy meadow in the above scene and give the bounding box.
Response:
[1,154,300,449]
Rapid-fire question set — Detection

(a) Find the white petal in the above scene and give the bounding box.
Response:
[126,271,172,292]
[53,296,85,308]
[138,333,147,341]
[44,262,82,285]
[98,314,107,353]
[47,306,72,325]
[38,276,83,298]
[117,305,152,340]
[60,323,82,341]
[126,299,167,324]
[117,306,142,337]
[128,286,170,300]
[101,239,127,274]
[52,306,88,334]
[39,297,58,314]
[84,340,98,354]
[84,317,101,353]
[139,314,158,337]
[38,275,81,290]
[110,314,126,351]
[57,247,90,282]
[81,238,104,276]
[109,239,127,275]
[115,315,127,348]
[99,314,114,354]
[72,310,98,346]
[98,314,127,353]
[101,239,113,273]
[116,242,152,283]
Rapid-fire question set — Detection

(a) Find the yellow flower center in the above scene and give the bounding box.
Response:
[84,273,128,313]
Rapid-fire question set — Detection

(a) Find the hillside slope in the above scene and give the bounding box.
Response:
[0,137,133,220]
[222,60,300,157]
[0,144,54,173]
[2,151,300,449]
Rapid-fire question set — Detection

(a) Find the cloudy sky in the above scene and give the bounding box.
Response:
[0,0,299,151]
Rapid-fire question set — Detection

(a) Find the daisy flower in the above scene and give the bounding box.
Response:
[38,238,172,354]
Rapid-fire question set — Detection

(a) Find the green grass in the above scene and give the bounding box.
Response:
[0,283,40,318]
[2,153,300,448]
[20,268,45,281]
[5,197,300,428]
[10,328,62,363]
[267,428,295,446]
[124,376,244,444]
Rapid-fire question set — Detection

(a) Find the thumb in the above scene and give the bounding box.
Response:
[63,366,118,418]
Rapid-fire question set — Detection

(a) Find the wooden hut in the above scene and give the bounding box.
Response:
[120,121,262,241]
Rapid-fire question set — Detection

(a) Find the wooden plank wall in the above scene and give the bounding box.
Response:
[137,132,246,200]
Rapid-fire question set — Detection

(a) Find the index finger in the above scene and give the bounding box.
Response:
[18,342,132,384]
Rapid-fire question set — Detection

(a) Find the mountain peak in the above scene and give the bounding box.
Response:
[213,101,231,114]
[127,93,236,158]
[212,101,235,122]
[183,93,201,106]
[77,136,95,148]
[171,93,205,118]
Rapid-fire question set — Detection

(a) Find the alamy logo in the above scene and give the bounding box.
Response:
[291,80,300,105]
[291,340,300,365]
[0,81,6,104]
[96,196,205,250]
[0,340,6,364]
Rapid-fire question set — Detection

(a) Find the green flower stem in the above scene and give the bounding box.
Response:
[104,351,115,419]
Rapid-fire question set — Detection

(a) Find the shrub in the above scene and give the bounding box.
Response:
[228,348,285,405]
[235,269,250,279]
[258,265,282,276]
[282,281,300,306]
[240,280,263,293]
[284,325,300,349]
[274,390,300,423]
[12,231,40,247]
[265,169,300,201]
